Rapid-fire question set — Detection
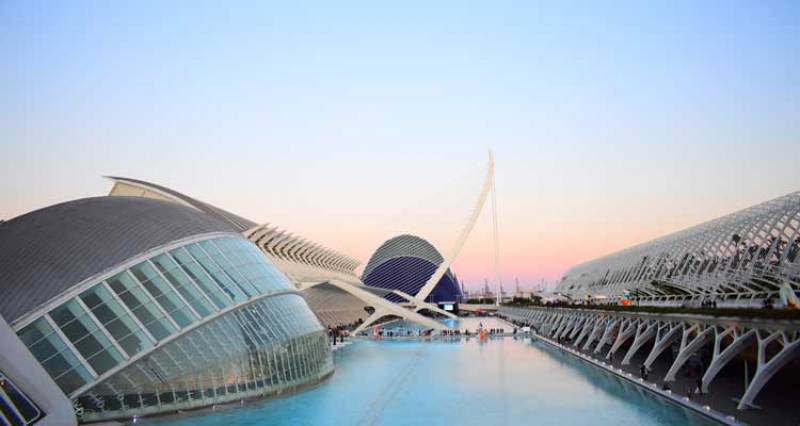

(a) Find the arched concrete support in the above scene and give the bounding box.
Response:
[413,305,456,318]
[526,312,544,329]
[558,316,578,339]
[622,322,656,365]
[522,312,536,326]
[574,318,598,348]
[540,318,552,335]
[737,333,800,410]
[540,316,551,332]
[553,317,567,337]
[644,323,683,370]
[500,305,800,412]
[541,315,555,335]
[607,319,636,359]
[559,316,580,339]
[582,319,606,351]
[544,315,560,335]
[389,290,457,319]
[530,314,546,332]
[301,280,446,334]
[702,328,756,393]
[569,318,587,340]
[356,309,394,333]
[594,319,619,354]
[554,316,571,337]
[551,316,568,337]
[664,325,715,381]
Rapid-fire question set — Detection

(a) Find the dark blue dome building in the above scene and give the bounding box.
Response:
[362,235,462,305]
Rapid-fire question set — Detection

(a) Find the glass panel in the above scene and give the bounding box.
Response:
[17,318,93,394]
[80,285,153,357]
[150,255,215,317]
[49,301,125,375]
[130,262,196,328]
[185,244,247,303]
[58,244,330,421]
[198,241,259,298]
[169,251,231,309]
[230,239,290,292]
[218,238,293,293]
[106,272,176,341]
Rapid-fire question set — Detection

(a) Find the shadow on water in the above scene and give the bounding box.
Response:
[528,338,719,426]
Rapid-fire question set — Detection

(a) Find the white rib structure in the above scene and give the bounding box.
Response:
[416,150,496,304]
[107,177,450,331]
[106,162,505,334]
[297,280,446,334]
[502,306,800,411]
[242,225,451,328]
[490,150,502,305]
[556,191,800,306]
[244,224,360,280]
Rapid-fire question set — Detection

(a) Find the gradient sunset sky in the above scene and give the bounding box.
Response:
[2,1,798,291]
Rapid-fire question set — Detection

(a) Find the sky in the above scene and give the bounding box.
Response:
[1,1,799,291]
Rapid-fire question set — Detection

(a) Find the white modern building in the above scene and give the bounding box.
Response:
[0,170,495,424]
[362,234,463,309]
[556,191,800,307]
[0,196,333,423]
[106,177,448,333]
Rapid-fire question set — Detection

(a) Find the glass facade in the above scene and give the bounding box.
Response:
[15,236,331,422]
[75,294,330,422]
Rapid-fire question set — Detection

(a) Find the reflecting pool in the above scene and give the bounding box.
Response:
[144,329,717,426]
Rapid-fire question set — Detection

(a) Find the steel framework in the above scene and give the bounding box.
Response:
[556,191,800,306]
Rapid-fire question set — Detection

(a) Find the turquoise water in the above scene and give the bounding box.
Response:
[144,324,716,426]
[368,316,512,336]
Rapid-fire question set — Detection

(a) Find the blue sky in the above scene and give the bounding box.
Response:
[1,1,798,288]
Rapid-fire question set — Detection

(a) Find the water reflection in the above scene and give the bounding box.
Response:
[530,339,717,426]
[144,336,718,426]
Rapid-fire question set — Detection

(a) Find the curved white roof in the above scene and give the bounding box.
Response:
[557,191,800,299]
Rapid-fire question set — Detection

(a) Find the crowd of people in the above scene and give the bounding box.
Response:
[700,298,718,308]
[440,327,510,336]
[374,329,433,338]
